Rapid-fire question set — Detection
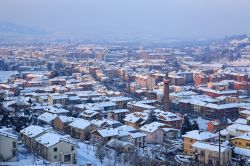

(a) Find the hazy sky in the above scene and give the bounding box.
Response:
[1,0,250,39]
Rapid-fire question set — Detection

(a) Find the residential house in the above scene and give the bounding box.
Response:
[192,141,232,165]
[139,122,167,144]
[44,106,70,115]
[48,94,68,105]
[20,125,49,151]
[91,125,137,143]
[154,110,183,129]
[35,132,76,164]
[108,109,129,123]
[123,112,148,129]
[68,119,92,140]
[127,132,147,147]
[182,130,217,155]
[106,139,133,152]
[127,102,156,113]
[79,109,101,120]
[0,128,18,162]
[110,96,132,109]
[37,112,58,125]
[231,132,250,149]
[53,116,75,132]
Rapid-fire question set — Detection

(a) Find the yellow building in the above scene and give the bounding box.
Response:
[182,130,217,155]
[231,132,250,149]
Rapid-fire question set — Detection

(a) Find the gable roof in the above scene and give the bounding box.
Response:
[20,125,49,138]
[182,130,217,140]
[36,132,75,147]
[69,118,91,129]
[140,122,165,133]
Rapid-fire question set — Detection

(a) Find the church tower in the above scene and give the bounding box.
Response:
[163,73,170,112]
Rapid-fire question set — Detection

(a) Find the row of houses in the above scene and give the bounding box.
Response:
[20,125,76,164]
[53,114,179,146]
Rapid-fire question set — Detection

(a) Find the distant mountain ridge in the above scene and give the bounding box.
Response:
[0,21,49,36]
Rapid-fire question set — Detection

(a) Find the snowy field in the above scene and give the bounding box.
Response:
[77,142,114,166]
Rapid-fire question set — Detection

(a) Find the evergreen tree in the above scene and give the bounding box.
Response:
[192,120,199,130]
[181,114,192,135]
[147,110,157,124]
[28,98,32,105]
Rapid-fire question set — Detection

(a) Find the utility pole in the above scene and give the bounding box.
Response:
[219,130,221,166]
[218,110,221,166]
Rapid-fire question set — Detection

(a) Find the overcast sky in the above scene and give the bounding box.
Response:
[0,0,250,39]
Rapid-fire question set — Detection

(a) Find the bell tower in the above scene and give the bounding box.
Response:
[163,73,170,112]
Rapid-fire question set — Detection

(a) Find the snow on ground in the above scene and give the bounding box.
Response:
[77,142,102,166]
[1,142,115,166]
[77,142,116,166]
[0,145,42,166]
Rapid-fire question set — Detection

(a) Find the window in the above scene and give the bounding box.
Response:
[12,150,16,156]
[64,154,71,162]
[13,142,16,148]
[190,139,193,142]
[54,155,57,159]
[71,146,75,151]
[54,147,57,152]
[235,141,238,145]
[239,142,242,145]
[246,143,250,148]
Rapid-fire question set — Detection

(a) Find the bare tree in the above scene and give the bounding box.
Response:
[95,142,105,164]
[111,141,124,165]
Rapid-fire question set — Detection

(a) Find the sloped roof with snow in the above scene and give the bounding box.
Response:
[192,141,229,152]
[129,132,146,138]
[58,115,76,123]
[107,139,133,148]
[110,96,132,102]
[44,106,69,114]
[0,128,18,140]
[37,112,57,123]
[123,112,148,123]
[232,132,250,141]
[140,122,165,133]
[182,130,217,140]
[234,147,250,157]
[69,118,91,129]
[97,125,137,138]
[20,125,49,138]
[36,132,75,147]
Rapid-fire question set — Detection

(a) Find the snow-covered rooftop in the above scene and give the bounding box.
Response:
[20,125,49,138]
[36,132,75,147]
[182,130,217,140]
[192,141,229,153]
[140,121,165,133]
[0,128,18,140]
[37,112,57,123]
[69,118,91,129]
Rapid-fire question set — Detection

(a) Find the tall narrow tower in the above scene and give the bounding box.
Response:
[163,73,170,112]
